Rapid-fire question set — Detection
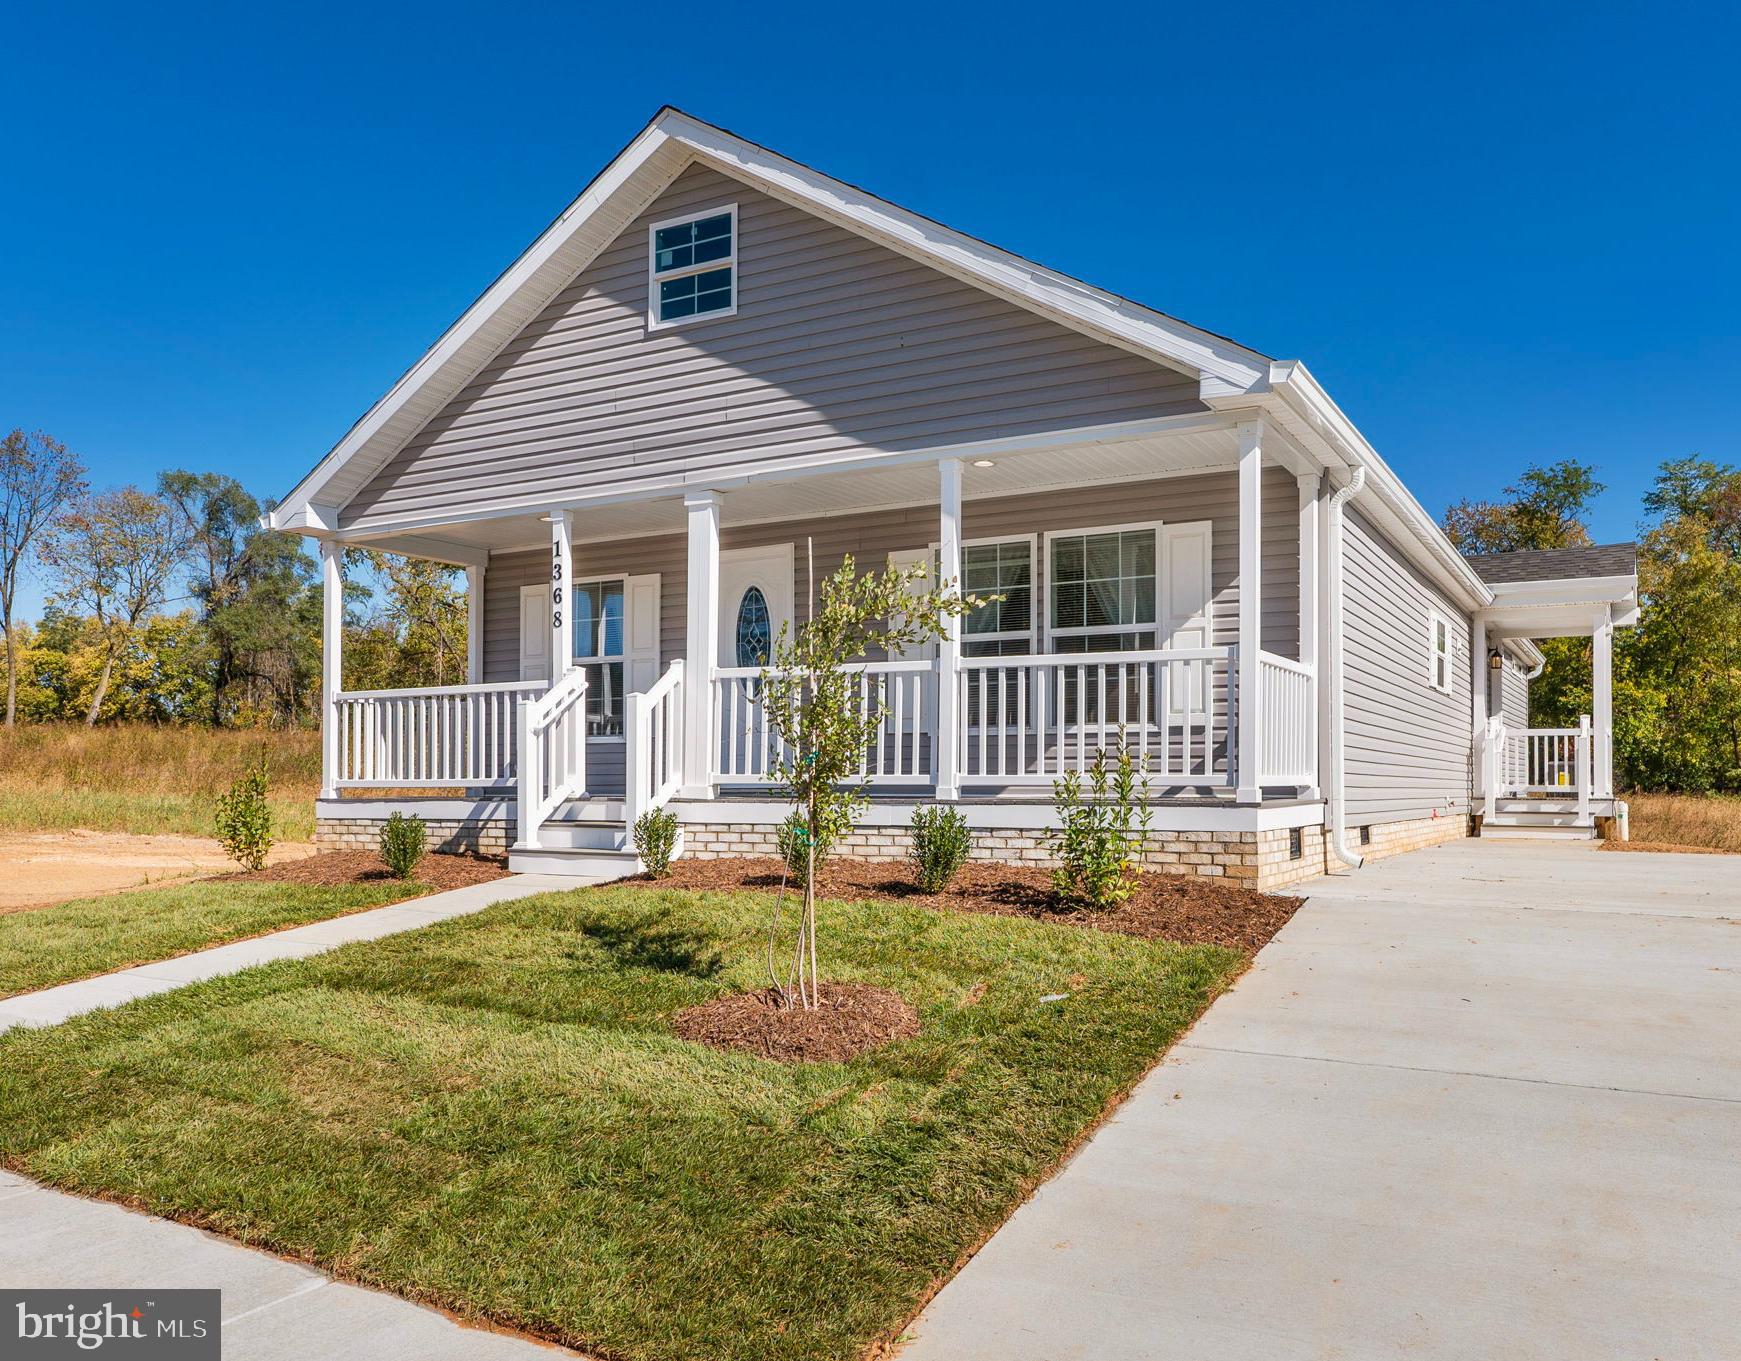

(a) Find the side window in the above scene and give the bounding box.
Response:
[1427,612,1453,694]
[648,205,737,327]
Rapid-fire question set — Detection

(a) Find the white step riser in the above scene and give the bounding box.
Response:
[508,847,642,877]
[1481,826,1598,841]
[538,823,629,851]
[1487,814,1589,829]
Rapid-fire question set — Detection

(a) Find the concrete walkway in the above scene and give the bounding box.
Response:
[0,873,580,1031]
[901,840,1741,1360]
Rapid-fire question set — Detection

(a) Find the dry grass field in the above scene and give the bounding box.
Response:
[1619,792,1741,854]
[0,723,320,842]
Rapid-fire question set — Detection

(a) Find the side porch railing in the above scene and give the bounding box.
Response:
[330,679,545,789]
[1484,715,1594,822]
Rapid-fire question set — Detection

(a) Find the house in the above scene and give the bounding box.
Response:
[268,108,1639,890]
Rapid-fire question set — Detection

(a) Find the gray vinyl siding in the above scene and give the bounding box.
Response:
[1489,657,1530,729]
[1342,508,1473,823]
[344,162,1204,531]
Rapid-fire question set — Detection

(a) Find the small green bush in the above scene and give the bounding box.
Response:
[776,809,833,886]
[214,754,273,871]
[379,811,428,880]
[633,808,679,878]
[910,805,971,892]
[1048,742,1152,908]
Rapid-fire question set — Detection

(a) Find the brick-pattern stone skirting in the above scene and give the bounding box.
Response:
[316,815,512,857]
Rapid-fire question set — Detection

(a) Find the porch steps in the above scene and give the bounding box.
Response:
[506,817,681,877]
[1480,799,1598,841]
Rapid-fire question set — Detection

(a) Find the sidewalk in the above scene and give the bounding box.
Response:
[0,873,583,1031]
[0,1168,567,1358]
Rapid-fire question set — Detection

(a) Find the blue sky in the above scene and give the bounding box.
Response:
[5,1,1736,619]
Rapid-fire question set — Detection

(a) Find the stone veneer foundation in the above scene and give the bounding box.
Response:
[314,807,1470,892]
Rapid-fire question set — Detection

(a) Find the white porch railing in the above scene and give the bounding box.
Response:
[956,648,1231,786]
[331,680,545,788]
[1485,715,1593,821]
[624,661,685,829]
[1254,650,1316,786]
[515,667,589,849]
[712,660,935,785]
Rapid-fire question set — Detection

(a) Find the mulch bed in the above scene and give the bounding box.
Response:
[671,982,920,1062]
[221,850,511,890]
[630,857,1304,957]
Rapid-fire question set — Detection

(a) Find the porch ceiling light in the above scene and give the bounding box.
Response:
[971,459,996,468]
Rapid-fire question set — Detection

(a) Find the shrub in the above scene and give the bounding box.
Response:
[379,811,428,880]
[910,805,971,892]
[1048,742,1152,908]
[776,809,834,887]
[213,754,273,871]
[633,807,679,878]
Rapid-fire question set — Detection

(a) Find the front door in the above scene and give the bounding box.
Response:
[716,545,795,779]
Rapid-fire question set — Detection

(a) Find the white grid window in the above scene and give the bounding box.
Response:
[962,539,1034,658]
[648,204,737,327]
[1048,528,1158,653]
[572,578,625,736]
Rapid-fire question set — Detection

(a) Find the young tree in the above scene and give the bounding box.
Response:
[759,554,981,1010]
[0,429,87,725]
[37,487,190,724]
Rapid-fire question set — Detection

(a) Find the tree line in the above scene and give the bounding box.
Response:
[0,429,469,728]
[1444,456,1741,792]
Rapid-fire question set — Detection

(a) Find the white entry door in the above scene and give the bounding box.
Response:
[718,544,795,669]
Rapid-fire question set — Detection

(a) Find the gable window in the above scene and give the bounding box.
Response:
[649,204,737,327]
[1427,612,1453,694]
[1048,527,1158,652]
[572,578,625,735]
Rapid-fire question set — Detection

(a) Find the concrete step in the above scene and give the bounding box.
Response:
[507,844,643,877]
[1486,811,1590,829]
[1481,824,1598,841]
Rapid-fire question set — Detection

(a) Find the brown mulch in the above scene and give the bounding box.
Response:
[219,850,511,889]
[631,857,1304,957]
[671,982,920,1062]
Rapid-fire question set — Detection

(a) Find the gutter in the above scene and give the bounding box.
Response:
[1325,465,1368,869]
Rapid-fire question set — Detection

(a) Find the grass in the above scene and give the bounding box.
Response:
[0,885,1240,1361]
[0,879,432,998]
[1622,792,1741,853]
[0,723,320,840]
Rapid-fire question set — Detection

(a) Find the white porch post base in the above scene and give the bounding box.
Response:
[682,491,721,799]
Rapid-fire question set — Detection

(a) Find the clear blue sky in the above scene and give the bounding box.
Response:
[6,1,1736,619]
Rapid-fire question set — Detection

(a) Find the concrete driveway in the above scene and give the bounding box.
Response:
[900,840,1741,1360]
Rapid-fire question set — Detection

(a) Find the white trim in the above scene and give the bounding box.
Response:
[646,200,739,331]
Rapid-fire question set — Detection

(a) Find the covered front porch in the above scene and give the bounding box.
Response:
[312,413,1335,862]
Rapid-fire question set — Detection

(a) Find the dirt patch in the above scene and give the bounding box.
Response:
[631,857,1304,957]
[221,850,510,890]
[672,982,920,1062]
[0,830,317,914]
[1601,839,1738,856]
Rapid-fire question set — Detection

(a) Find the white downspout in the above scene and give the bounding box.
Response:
[1325,465,1367,869]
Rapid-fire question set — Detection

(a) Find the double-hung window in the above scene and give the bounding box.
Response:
[1048,527,1159,652]
[961,539,1034,656]
[572,578,625,736]
[1427,612,1453,694]
[648,204,736,327]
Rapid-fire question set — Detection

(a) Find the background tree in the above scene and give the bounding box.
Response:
[1443,459,1605,554]
[0,429,87,726]
[341,549,468,691]
[760,554,978,1010]
[37,487,189,724]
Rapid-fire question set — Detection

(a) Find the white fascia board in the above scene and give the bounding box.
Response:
[269,120,681,531]
[1259,361,1494,612]
[1487,575,1638,609]
[341,533,491,570]
[664,111,1271,394]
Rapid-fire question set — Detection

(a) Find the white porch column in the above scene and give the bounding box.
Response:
[547,510,572,683]
[1296,471,1321,799]
[1470,613,1489,802]
[466,562,485,684]
[1235,419,1264,804]
[682,491,721,799]
[935,458,964,801]
[319,540,343,800]
[1592,605,1614,797]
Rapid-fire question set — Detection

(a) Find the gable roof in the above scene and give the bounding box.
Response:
[269,106,1272,533]
[1464,543,1638,585]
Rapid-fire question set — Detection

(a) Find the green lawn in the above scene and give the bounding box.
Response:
[0,880,432,998]
[0,885,1241,1361]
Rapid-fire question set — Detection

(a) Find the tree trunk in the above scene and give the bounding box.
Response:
[4,625,15,727]
[85,650,116,726]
